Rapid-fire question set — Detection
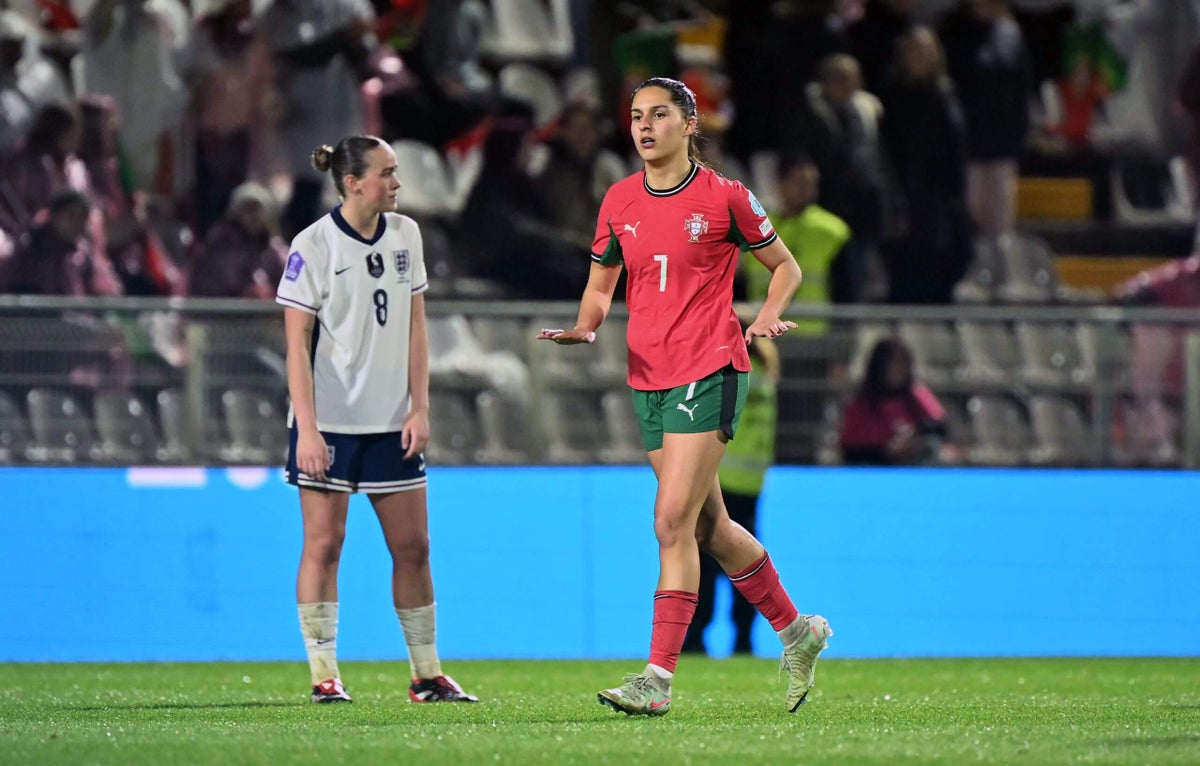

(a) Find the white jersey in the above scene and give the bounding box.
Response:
[276,207,429,433]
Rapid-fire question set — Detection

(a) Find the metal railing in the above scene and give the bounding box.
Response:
[0,295,1196,468]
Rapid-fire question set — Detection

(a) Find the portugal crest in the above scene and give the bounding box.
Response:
[684,213,709,243]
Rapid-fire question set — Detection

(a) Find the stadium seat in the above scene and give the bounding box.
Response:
[498,63,563,128]
[599,390,646,464]
[93,389,162,464]
[1075,322,1131,394]
[155,388,195,463]
[428,314,491,391]
[25,387,96,463]
[1029,394,1096,466]
[995,234,1057,304]
[470,315,534,362]
[481,0,573,63]
[428,390,481,465]
[218,389,286,464]
[898,320,965,389]
[957,321,1019,389]
[476,389,543,464]
[1015,321,1092,392]
[953,236,1003,304]
[540,390,605,464]
[0,389,31,463]
[966,394,1032,466]
[391,140,455,217]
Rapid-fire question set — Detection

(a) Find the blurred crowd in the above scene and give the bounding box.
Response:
[0,0,1198,305]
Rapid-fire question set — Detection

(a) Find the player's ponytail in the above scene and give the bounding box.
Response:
[310,136,388,196]
[632,76,709,168]
[311,144,334,173]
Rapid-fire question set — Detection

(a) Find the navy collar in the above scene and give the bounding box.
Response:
[331,205,387,245]
[643,162,699,197]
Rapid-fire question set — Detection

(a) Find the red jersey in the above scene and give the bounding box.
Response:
[592,163,778,390]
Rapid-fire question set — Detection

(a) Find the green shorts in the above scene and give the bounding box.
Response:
[631,365,749,452]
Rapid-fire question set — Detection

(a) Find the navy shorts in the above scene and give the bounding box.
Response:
[285,427,426,494]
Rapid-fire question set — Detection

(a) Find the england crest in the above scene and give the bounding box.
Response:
[684,213,709,243]
[394,249,409,276]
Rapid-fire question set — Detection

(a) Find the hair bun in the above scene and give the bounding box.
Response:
[311,144,335,172]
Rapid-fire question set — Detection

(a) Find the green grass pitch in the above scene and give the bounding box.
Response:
[3,657,1198,765]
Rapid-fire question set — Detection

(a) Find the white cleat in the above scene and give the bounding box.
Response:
[781,614,833,712]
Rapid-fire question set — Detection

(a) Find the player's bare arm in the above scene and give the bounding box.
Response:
[404,293,431,458]
[745,238,803,342]
[284,307,330,479]
[537,261,623,345]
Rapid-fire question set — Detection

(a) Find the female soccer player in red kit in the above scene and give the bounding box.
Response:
[537,77,832,716]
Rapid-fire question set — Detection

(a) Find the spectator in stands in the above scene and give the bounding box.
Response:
[0,104,93,237]
[262,0,376,238]
[459,108,589,299]
[848,0,917,96]
[764,1,850,160]
[380,0,494,147]
[839,335,948,465]
[792,53,889,303]
[941,0,1033,239]
[0,10,73,160]
[80,0,191,195]
[683,329,780,657]
[879,25,971,304]
[0,189,122,296]
[185,0,276,237]
[535,102,626,250]
[190,181,286,298]
[741,155,848,336]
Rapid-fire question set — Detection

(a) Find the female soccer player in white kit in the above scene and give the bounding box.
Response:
[276,135,477,704]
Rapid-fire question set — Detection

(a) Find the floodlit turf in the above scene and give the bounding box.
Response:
[2,657,1197,765]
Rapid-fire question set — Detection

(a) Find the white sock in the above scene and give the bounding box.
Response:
[645,663,673,689]
[298,601,339,685]
[396,603,442,680]
[778,614,807,648]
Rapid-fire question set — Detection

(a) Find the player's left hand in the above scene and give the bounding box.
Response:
[402,408,430,459]
[745,316,797,342]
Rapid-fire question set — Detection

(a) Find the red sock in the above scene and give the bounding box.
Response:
[729,553,799,631]
[648,590,698,673]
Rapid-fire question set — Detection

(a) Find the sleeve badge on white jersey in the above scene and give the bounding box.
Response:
[284,251,304,281]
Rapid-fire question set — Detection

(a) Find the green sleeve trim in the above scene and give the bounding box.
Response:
[593,221,623,266]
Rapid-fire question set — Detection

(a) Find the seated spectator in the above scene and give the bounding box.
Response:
[189,182,286,299]
[0,103,92,236]
[0,188,122,296]
[740,155,849,336]
[458,110,589,299]
[839,336,948,465]
[534,102,625,250]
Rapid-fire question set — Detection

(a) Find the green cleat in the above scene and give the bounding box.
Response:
[781,614,833,712]
[597,673,672,716]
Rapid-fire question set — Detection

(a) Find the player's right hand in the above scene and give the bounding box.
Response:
[536,327,596,345]
[297,428,331,480]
